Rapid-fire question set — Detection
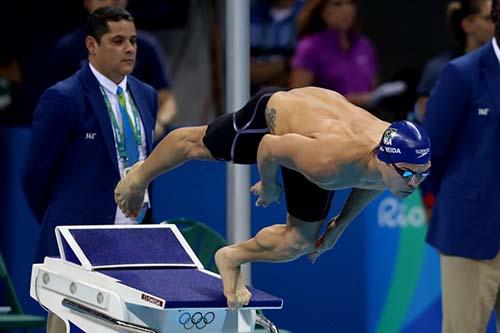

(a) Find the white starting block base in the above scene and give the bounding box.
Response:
[30,225,282,332]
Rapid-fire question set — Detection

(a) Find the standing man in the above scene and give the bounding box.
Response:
[424,0,500,331]
[24,5,156,276]
[23,6,157,331]
[115,86,431,309]
[50,0,176,140]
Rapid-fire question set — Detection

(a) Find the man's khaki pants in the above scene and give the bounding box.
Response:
[441,252,500,333]
[47,311,67,333]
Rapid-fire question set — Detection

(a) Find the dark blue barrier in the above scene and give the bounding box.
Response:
[1,127,43,321]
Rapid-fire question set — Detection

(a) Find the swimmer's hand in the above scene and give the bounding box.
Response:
[309,217,349,264]
[250,180,282,207]
[114,161,148,219]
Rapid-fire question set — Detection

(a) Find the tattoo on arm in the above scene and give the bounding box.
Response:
[265,106,277,134]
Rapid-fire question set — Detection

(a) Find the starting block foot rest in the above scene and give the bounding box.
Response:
[30,225,283,333]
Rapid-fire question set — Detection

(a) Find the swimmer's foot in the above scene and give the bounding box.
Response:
[215,247,250,309]
[235,269,252,307]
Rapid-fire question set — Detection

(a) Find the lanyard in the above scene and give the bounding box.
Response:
[99,86,142,161]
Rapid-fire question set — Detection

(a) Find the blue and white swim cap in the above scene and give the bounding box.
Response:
[376,121,431,165]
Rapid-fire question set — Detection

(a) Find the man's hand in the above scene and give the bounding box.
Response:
[114,161,148,218]
[250,180,282,207]
[309,217,349,264]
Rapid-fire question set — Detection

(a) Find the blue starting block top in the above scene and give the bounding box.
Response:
[69,228,193,266]
[54,225,283,310]
[56,225,199,269]
[100,268,282,309]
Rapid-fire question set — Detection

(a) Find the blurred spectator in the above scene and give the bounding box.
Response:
[0,2,89,126]
[0,50,21,120]
[0,20,27,125]
[290,0,380,106]
[415,0,494,123]
[250,0,303,94]
[50,0,177,140]
[423,0,500,330]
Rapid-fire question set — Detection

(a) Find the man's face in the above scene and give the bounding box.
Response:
[465,0,495,46]
[87,20,137,82]
[383,162,431,198]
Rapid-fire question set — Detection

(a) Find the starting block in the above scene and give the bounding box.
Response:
[30,224,283,332]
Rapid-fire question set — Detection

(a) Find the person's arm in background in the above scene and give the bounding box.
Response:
[415,56,448,122]
[22,88,75,222]
[289,67,314,87]
[137,32,177,141]
[415,96,429,122]
[156,88,177,138]
[289,37,316,87]
[413,56,449,218]
[345,38,380,106]
[251,57,290,86]
[344,76,378,106]
[423,62,469,194]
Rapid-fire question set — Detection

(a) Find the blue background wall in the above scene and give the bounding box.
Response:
[1,127,497,333]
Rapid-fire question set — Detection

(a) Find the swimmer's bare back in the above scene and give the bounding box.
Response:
[263,87,390,189]
[267,87,388,140]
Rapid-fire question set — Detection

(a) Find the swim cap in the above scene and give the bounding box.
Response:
[376,121,431,165]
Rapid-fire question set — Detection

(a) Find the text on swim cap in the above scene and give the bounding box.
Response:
[382,147,401,154]
[415,148,430,159]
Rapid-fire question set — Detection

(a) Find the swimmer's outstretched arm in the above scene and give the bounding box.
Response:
[252,133,326,206]
[309,188,382,263]
[333,188,382,227]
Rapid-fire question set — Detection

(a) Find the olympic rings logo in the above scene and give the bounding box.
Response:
[178,311,215,330]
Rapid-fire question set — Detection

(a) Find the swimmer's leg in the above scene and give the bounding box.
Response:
[115,126,214,216]
[215,214,322,308]
[140,125,215,179]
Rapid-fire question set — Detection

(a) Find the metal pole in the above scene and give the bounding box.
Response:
[225,0,251,285]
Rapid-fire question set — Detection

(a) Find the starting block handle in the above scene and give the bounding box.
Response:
[62,298,160,333]
[256,313,280,333]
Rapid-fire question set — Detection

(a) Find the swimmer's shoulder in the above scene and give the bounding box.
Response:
[273,86,345,103]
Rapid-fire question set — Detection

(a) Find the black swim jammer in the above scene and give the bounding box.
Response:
[202,87,333,222]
